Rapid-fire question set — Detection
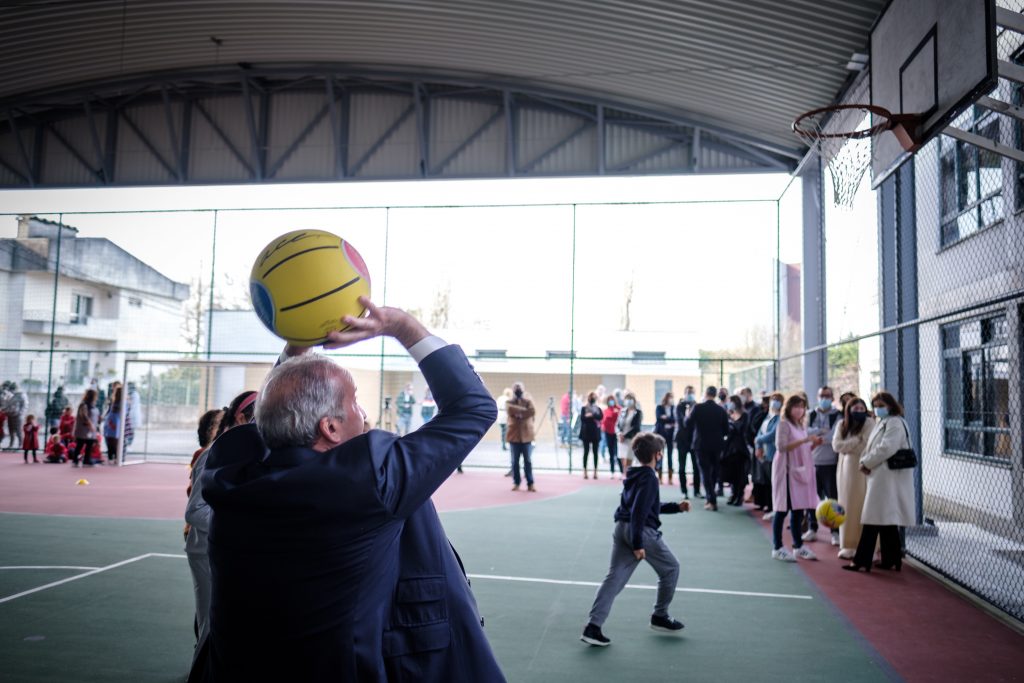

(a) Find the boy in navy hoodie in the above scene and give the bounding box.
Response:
[581,433,690,646]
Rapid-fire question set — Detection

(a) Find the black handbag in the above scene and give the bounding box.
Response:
[886,420,917,470]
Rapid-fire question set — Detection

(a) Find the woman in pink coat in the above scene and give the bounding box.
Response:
[771,395,823,562]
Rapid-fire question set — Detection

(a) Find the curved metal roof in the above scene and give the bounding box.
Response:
[0,0,883,159]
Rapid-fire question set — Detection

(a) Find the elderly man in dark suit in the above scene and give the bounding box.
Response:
[683,386,730,512]
[188,298,505,683]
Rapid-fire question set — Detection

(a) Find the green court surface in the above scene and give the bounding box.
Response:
[0,484,894,683]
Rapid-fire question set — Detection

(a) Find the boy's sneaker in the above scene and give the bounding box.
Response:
[794,546,818,561]
[581,623,610,647]
[801,529,817,542]
[771,548,796,562]
[831,531,840,546]
[650,614,684,633]
[762,511,775,521]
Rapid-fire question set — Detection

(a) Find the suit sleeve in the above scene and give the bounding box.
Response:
[374,344,497,519]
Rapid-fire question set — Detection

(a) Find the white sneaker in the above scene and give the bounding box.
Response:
[794,546,818,561]
[801,529,817,542]
[830,532,840,546]
[771,548,796,562]
[837,548,856,559]
[762,511,774,521]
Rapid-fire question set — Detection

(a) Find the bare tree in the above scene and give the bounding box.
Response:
[620,273,635,331]
[429,282,451,329]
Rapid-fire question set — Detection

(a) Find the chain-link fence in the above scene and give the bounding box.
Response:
[776,4,1024,622]
[0,199,778,468]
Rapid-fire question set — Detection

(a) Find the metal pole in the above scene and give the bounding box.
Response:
[203,211,217,411]
[567,205,577,475]
[719,359,724,387]
[775,199,782,389]
[378,208,390,428]
[143,363,154,462]
[117,355,128,466]
[44,213,63,417]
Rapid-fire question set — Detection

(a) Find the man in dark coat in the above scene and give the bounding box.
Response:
[188,298,505,683]
[683,386,729,511]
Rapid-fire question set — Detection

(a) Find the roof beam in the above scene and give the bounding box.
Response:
[119,110,178,179]
[349,103,416,176]
[193,100,256,177]
[6,110,35,186]
[520,120,591,174]
[431,107,502,175]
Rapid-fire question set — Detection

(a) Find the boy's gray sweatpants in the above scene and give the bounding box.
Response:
[588,521,680,627]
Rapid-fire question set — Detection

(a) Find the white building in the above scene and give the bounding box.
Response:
[0,216,190,414]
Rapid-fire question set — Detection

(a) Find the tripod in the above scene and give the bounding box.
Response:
[377,397,395,432]
[534,396,561,468]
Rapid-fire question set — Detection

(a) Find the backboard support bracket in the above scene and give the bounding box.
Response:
[943,124,1024,165]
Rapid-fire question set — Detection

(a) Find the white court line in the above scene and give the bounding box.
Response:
[0,566,100,571]
[0,553,169,605]
[467,573,813,601]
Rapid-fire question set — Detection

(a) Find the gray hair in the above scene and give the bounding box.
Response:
[255,354,348,449]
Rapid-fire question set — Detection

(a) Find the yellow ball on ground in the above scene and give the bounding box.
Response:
[816,498,846,529]
[249,230,371,346]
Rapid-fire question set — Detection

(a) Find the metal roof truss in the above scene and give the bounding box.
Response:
[0,66,795,188]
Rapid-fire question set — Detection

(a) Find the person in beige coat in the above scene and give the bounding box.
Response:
[832,397,875,560]
[843,392,915,573]
[506,382,537,492]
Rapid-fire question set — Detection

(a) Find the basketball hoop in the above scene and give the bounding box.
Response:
[793,104,918,208]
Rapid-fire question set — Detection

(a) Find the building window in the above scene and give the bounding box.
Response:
[938,107,1004,247]
[942,313,1010,461]
[66,354,89,385]
[71,294,93,324]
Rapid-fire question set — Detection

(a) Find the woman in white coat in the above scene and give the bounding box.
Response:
[843,391,915,573]
[832,397,875,559]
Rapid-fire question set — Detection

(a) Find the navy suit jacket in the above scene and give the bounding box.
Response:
[683,400,729,454]
[188,344,505,683]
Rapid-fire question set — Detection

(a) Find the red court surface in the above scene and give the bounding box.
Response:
[749,508,1024,682]
[0,455,596,518]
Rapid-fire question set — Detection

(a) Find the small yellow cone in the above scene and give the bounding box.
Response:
[76,479,89,486]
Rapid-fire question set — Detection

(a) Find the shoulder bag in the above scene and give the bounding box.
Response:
[886,419,918,470]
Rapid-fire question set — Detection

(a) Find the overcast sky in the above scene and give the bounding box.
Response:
[0,171,878,353]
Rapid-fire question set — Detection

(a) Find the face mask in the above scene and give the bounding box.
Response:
[588,398,596,404]
[686,393,695,403]
[874,407,889,419]
[819,398,833,411]
[514,389,523,398]
[625,399,635,408]
[770,400,782,411]
[849,412,868,425]
[609,400,616,407]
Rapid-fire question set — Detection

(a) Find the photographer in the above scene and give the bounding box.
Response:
[506,382,536,492]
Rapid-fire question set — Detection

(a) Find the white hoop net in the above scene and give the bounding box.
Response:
[798,107,877,209]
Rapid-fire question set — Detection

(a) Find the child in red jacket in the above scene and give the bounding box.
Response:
[44,427,68,463]
[58,406,75,446]
[22,414,40,463]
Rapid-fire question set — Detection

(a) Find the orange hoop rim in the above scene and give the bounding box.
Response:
[792,103,896,140]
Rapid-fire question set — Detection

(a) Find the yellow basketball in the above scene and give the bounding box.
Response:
[816,499,846,529]
[249,230,371,346]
